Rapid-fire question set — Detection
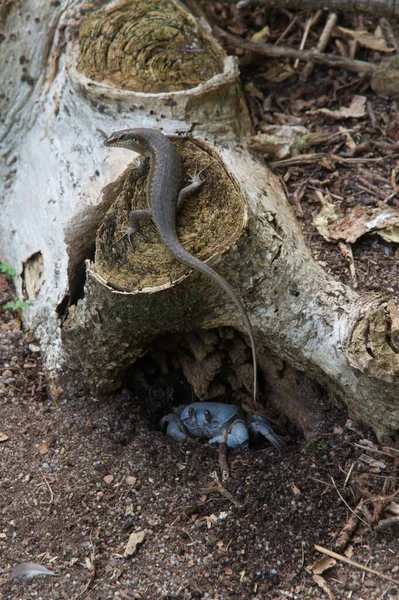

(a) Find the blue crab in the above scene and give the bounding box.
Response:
[160,402,285,449]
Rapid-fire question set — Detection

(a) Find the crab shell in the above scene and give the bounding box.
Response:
[179,402,246,439]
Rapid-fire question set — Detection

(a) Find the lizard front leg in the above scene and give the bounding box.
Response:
[176,170,204,211]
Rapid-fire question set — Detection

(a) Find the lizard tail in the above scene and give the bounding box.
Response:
[164,239,257,402]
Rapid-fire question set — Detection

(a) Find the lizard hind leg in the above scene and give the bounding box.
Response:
[116,208,152,248]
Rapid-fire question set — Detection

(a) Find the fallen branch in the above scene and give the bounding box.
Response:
[215,27,375,75]
[333,499,365,552]
[219,429,230,481]
[230,0,399,19]
[314,544,399,584]
[302,12,338,80]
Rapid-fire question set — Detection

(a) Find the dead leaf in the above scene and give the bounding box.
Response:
[312,195,343,241]
[260,64,294,83]
[378,226,399,243]
[39,443,48,455]
[311,95,366,120]
[387,502,399,515]
[250,125,308,159]
[0,275,8,293]
[358,454,387,470]
[216,540,225,551]
[313,202,399,244]
[328,205,399,244]
[124,531,145,557]
[311,556,337,575]
[315,544,399,585]
[339,126,356,150]
[332,426,344,435]
[103,474,114,484]
[335,25,394,53]
[371,56,399,96]
[358,439,377,448]
[244,82,264,100]
[251,25,270,43]
[205,514,218,529]
[28,343,41,353]
[290,483,302,496]
[0,432,9,442]
[292,98,316,111]
[313,574,336,599]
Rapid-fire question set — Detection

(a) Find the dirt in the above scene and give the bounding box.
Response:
[1,279,399,599]
[1,3,399,599]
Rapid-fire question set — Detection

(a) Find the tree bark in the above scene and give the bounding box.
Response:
[1,0,398,440]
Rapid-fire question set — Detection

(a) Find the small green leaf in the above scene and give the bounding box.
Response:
[3,300,30,312]
[0,264,16,276]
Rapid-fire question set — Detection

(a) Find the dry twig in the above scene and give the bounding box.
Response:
[303,12,338,79]
[200,485,240,506]
[315,545,399,584]
[294,13,314,69]
[338,242,357,289]
[375,516,399,532]
[334,499,364,552]
[41,473,54,505]
[221,0,399,19]
[215,27,375,75]
[219,429,230,481]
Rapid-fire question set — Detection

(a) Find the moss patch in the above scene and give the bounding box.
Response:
[77,0,224,92]
[95,138,247,292]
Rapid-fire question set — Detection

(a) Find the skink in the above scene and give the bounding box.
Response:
[104,128,257,401]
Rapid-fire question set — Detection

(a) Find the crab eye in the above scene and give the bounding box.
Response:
[204,410,212,423]
[188,407,195,419]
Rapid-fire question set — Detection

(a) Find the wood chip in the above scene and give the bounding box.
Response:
[124,531,146,557]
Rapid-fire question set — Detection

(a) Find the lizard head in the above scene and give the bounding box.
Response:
[104,129,143,152]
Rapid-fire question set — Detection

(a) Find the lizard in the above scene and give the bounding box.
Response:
[103,128,258,401]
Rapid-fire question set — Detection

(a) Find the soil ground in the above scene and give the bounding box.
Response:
[1,2,399,599]
[1,305,398,599]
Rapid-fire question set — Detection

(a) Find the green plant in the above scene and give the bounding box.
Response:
[304,439,326,450]
[3,299,30,317]
[0,263,16,277]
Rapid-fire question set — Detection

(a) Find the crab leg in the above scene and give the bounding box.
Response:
[247,415,285,450]
[160,414,188,443]
[208,420,249,448]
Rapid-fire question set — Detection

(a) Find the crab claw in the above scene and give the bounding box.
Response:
[160,414,188,443]
[208,420,249,448]
[247,415,286,451]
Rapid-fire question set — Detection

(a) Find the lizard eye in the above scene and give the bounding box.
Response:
[188,407,195,420]
[204,410,212,423]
